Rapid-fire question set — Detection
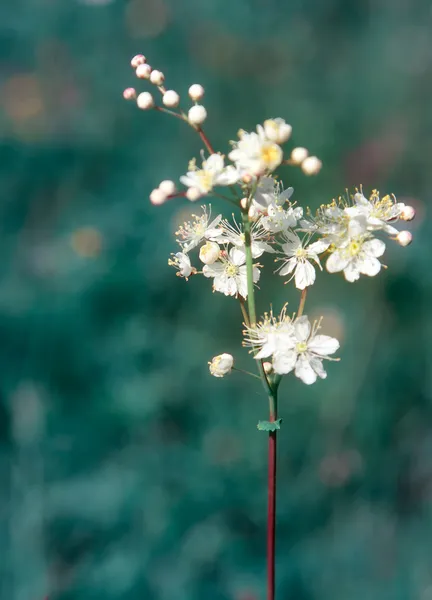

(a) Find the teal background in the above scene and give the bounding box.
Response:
[0,0,429,599]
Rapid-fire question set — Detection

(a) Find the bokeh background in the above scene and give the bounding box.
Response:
[0,0,430,598]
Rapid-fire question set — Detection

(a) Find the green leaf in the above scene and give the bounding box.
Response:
[257,419,282,432]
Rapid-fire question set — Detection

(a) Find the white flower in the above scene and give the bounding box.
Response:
[262,118,292,144]
[243,305,295,360]
[326,235,386,282]
[175,206,222,252]
[180,153,240,195]
[228,128,283,176]
[344,191,406,235]
[199,241,221,264]
[209,353,233,377]
[261,204,303,234]
[272,316,339,383]
[277,231,328,290]
[217,216,275,259]
[168,252,194,279]
[203,247,260,298]
[253,177,294,211]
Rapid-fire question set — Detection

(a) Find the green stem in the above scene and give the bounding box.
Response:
[267,387,278,600]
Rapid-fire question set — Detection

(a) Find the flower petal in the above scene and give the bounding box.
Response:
[308,335,339,356]
[294,316,311,342]
[273,350,297,375]
[295,356,317,384]
[326,251,350,273]
[362,238,385,258]
[358,256,381,277]
[343,261,360,282]
[229,247,246,266]
[294,261,316,290]
[279,257,296,277]
[309,357,327,379]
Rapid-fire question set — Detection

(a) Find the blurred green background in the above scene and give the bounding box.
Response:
[0,0,430,599]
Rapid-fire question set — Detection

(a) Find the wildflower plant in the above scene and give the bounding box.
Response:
[124,54,415,600]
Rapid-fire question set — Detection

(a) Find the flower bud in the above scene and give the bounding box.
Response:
[149,188,167,205]
[131,54,146,68]
[137,92,154,110]
[242,173,253,184]
[263,118,292,144]
[188,84,205,101]
[263,362,273,375]
[199,241,220,265]
[400,205,416,221]
[186,187,202,201]
[150,70,165,86]
[123,87,136,100]
[240,197,248,209]
[209,353,234,377]
[291,147,309,164]
[301,156,322,176]
[159,180,176,196]
[188,105,207,125]
[162,90,180,108]
[396,230,413,247]
[136,64,152,79]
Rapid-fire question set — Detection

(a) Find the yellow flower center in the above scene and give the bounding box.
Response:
[225,264,238,277]
[260,143,281,168]
[348,240,361,256]
[295,247,308,260]
[296,341,308,353]
[197,170,214,192]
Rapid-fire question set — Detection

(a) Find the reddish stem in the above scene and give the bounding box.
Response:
[197,127,215,154]
[267,429,277,600]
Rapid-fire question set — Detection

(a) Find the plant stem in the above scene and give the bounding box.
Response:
[297,288,307,318]
[267,388,278,600]
[196,126,215,154]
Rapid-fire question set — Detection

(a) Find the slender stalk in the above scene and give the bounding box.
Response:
[232,367,261,380]
[239,297,250,327]
[297,288,307,318]
[196,126,215,154]
[267,389,278,600]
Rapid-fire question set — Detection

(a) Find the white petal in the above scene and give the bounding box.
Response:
[216,166,240,186]
[205,154,224,172]
[358,256,381,277]
[308,335,339,356]
[326,251,350,273]
[202,263,224,278]
[294,261,316,290]
[362,238,385,258]
[294,316,311,342]
[237,275,248,298]
[309,357,327,379]
[279,257,296,277]
[278,187,294,204]
[273,350,297,375]
[348,217,367,237]
[295,356,317,384]
[252,266,261,283]
[343,261,360,282]
[308,239,330,254]
[229,247,246,266]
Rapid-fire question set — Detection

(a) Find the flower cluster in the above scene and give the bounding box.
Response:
[124,53,415,387]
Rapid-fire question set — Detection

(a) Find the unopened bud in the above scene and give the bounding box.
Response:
[149,188,167,205]
[242,173,253,184]
[188,84,205,101]
[137,92,154,110]
[291,147,309,164]
[159,180,176,196]
[186,187,202,202]
[263,118,292,144]
[150,70,165,86]
[199,241,220,265]
[396,230,412,247]
[131,54,146,68]
[400,205,416,221]
[240,197,248,209]
[162,90,180,108]
[136,64,152,79]
[188,104,207,125]
[263,362,273,375]
[301,156,322,176]
[123,87,136,100]
[209,353,234,377]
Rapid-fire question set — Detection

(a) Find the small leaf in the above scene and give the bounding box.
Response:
[257,419,282,432]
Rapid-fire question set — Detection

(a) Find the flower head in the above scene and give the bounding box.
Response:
[209,353,233,377]
[180,153,239,195]
[344,190,406,235]
[203,247,260,298]
[175,206,222,252]
[262,118,292,144]
[228,128,283,176]
[277,231,328,290]
[218,216,275,259]
[326,235,386,282]
[168,252,194,279]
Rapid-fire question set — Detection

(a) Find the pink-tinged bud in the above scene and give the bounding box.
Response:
[150,70,165,86]
[188,84,205,101]
[159,180,176,196]
[136,64,152,79]
[291,147,309,164]
[242,174,253,184]
[401,205,416,221]
[188,104,207,125]
[162,90,180,108]
[131,54,146,68]
[137,92,154,110]
[396,230,413,247]
[150,188,167,205]
[301,156,322,176]
[186,187,202,201]
[123,87,136,100]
